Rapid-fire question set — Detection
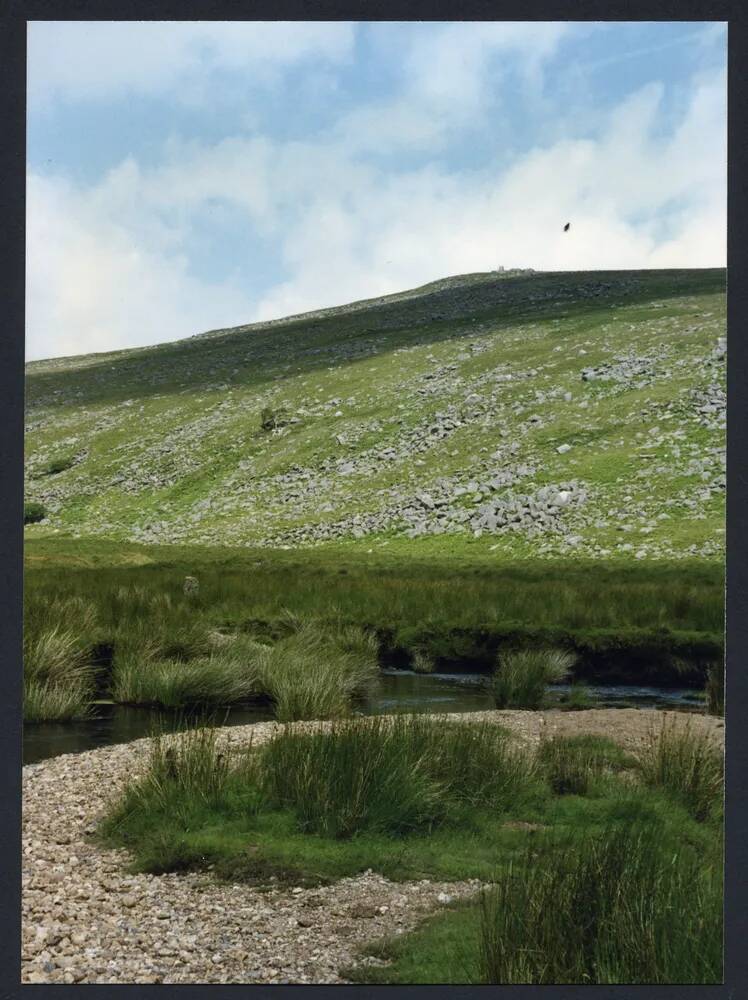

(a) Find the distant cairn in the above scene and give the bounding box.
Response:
[494,266,536,278]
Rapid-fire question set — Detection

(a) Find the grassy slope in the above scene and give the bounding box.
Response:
[25,268,725,561]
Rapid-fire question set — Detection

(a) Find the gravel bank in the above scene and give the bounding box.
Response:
[22,709,723,984]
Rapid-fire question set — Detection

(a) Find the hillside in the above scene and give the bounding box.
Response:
[24,268,725,560]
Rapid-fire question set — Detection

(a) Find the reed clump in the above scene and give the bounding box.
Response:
[478,822,723,984]
[538,734,634,796]
[23,595,98,721]
[259,714,527,838]
[493,648,574,709]
[639,717,723,822]
[254,618,379,721]
[705,661,724,716]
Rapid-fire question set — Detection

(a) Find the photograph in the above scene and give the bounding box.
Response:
[21,19,726,984]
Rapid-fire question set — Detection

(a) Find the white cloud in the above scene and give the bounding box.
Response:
[334,21,570,154]
[403,21,569,106]
[26,60,726,360]
[26,173,255,359]
[252,68,726,318]
[27,21,355,105]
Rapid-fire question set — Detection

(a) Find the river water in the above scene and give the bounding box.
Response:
[23,670,707,765]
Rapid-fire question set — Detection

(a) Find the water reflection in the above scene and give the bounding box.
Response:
[23,670,706,765]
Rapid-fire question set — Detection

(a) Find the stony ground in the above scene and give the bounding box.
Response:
[22,708,724,984]
[25,268,725,560]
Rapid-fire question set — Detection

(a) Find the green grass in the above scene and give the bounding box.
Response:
[258,715,528,838]
[99,719,723,984]
[253,617,380,721]
[100,718,722,878]
[556,681,594,710]
[99,715,538,882]
[38,452,76,476]
[107,615,379,717]
[23,594,97,721]
[23,501,46,524]
[26,539,724,632]
[341,900,483,984]
[24,542,724,677]
[475,823,722,984]
[22,547,723,718]
[346,817,722,985]
[110,648,262,709]
[337,726,722,985]
[639,716,724,822]
[23,677,93,723]
[538,733,636,796]
[101,715,541,877]
[493,648,574,709]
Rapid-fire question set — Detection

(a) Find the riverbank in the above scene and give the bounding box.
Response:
[26,540,724,681]
[22,709,723,984]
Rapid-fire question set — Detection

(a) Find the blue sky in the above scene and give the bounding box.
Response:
[26,21,726,360]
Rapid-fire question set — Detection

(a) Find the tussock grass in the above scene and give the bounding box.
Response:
[260,714,528,838]
[705,661,724,716]
[558,681,594,710]
[131,724,231,810]
[493,648,574,709]
[24,594,99,662]
[38,453,75,476]
[100,722,247,871]
[539,734,635,796]
[478,822,722,984]
[110,650,261,708]
[24,677,92,722]
[110,592,214,665]
[108,592,232,707]
[101,714,546,882]
[107,608,378,717]
[23,595,97,721]
[255,618,379,721]
[25,550,725,662]
[23,501,46,524]
[24,624,91,683]
[411,649,435,674]
[639,717,723,822]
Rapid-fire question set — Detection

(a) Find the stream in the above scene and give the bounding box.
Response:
[23,670,707,765]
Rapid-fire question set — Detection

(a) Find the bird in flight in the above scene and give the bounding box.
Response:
[563,222,571,232]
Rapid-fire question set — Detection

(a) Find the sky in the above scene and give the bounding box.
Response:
[26,20,727,361]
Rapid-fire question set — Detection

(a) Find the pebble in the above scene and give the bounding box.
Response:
[23,711,723,983]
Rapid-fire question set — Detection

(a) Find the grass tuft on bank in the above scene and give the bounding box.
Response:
[492,647,574,709]
[259,714,527,838]
[476,821,722,984]
[253,617,380,722]
[639,716,724,822]
[23,595,97,721]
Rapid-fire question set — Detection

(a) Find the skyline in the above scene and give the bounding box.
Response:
[26,20,727,361]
